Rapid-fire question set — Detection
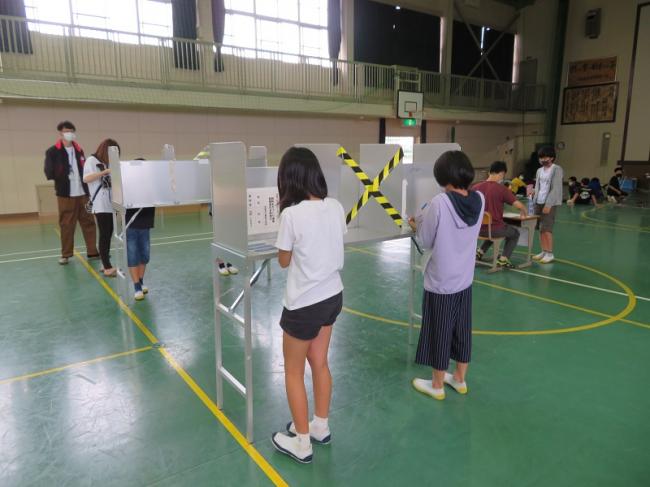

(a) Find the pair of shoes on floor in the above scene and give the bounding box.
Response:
[412,373,468,401]
[271,420,331,464]
[497,256,515,269]
[218,262,239,276]
[533,251,555,264]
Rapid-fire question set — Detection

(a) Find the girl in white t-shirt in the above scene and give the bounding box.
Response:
[271,147,346,464]
[83,139,118,277]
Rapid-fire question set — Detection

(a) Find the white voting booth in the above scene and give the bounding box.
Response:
[210,141,460,442]
[110,139,461,443]
[109,145,211,302]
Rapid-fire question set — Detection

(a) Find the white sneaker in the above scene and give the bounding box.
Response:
[412,378,445,400]
[141,285,149,294]
[58,257,69,265]
[444,372,468,394]
[532,251,546,261]
[218,265,229,276]
[287,420,331,445]
[540,253,555,264]
[271,432,313,464]
[134,290,145,301]
[227,264,239,275]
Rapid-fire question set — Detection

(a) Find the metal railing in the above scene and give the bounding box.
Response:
[0,16,545,112]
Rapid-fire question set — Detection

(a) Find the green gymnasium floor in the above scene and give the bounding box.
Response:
[1,202,649,486]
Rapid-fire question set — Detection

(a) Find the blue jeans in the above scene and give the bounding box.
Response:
[126,228,150,267]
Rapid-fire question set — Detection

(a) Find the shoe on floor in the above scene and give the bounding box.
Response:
[497,256,515,269]
[532,251,545,261]
[271,432,313,464]
[58,257,69,265]
[412,378,445,400]
[134,290,145,301]
[540,253,555,264]
[226,264,239,275]
[286,420,331,445]
[141,285,149,294]
[444,372,468,394]
[476,249,485,261]
[87,254,100,260]
[218,264,230,276]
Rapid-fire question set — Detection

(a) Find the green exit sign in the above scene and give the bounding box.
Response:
[402,118,417,127]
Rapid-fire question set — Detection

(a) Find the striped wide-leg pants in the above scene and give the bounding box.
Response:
[415,286,472,370]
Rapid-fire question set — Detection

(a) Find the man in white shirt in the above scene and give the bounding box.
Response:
[44,120,98,265]
[531,146,563,264]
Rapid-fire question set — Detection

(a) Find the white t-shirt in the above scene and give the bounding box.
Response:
[536,164,555,204]
[275,197,347,310]
[66,146,85,197]
[83,156,113,213]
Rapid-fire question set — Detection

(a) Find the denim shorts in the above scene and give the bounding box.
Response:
[126,228,150,267]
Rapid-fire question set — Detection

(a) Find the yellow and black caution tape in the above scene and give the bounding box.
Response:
[337,146,404,227]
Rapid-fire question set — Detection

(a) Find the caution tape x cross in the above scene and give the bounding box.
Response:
[337,146,404,227]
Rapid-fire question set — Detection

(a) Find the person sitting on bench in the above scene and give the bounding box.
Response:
[474,161,528,269]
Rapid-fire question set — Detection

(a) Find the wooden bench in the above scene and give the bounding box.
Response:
[477,212,504,273]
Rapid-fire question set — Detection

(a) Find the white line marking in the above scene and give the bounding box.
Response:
[348,245,650,303]
[511,269,650,302]
[0,231,213,258]
[0,254,60,264]
[151,237,212,247]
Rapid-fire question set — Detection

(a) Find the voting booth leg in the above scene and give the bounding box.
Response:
[243,267,254,442]
[213,258,224,409]
[408,239,418,346]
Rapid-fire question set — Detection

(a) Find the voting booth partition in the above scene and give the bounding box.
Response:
[109,140,460,442]
[209,141,459,442]
[109,145,212,303]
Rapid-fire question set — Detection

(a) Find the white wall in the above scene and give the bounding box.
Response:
[554,0,643,179]
[0,100,533,214]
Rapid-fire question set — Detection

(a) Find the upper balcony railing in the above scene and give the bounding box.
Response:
[0,16,545,112]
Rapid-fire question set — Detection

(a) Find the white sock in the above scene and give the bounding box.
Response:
[546,252,554,258]
[297,433,311,447]
[312,415,328,430]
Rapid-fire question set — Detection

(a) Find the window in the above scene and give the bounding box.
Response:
[451,21,515,82]
[24,0,172,44]
[354,0,441,72]
[224,0,329,61]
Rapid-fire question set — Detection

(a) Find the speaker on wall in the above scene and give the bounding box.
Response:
[586,8,601,39]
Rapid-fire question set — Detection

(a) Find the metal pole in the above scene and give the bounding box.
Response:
[243,261,254,442]
[214,251,224,408]
[408,238,416,346]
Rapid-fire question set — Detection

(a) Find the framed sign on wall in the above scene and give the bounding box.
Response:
[561,82,618,125]
[567,57,617,86]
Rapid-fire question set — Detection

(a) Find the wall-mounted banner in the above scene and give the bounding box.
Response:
[567,57,617,87]
[561,82,618,125]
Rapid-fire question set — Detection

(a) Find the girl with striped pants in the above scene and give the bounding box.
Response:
[408,151,484,400]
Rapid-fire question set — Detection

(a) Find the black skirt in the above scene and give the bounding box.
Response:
[280,292,343,341]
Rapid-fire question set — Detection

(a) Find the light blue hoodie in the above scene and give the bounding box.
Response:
[415,191,485,294]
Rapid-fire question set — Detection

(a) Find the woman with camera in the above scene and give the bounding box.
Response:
[83,139,119,277]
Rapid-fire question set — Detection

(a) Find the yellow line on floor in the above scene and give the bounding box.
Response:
[72,248,288,487]
[580,207,650,233]
[0,346,152,386]
[346,246,644,334]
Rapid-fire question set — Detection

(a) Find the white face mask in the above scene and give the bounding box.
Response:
[62,132,76,142]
